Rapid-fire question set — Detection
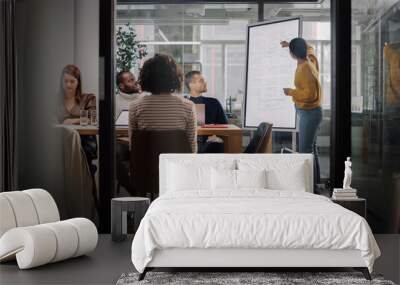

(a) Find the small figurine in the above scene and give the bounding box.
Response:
[343,157,352,189]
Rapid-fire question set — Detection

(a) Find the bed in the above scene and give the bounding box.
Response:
[131,154,380,280]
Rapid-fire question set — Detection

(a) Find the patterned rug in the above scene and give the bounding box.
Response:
[116,271,396,285]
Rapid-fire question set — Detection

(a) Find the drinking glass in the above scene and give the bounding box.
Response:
[80,110,89,126]
[90,110,97,126]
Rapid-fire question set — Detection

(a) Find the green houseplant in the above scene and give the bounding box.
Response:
[116,23,147,72]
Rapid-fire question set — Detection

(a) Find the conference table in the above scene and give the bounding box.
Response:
[68,124,243,153]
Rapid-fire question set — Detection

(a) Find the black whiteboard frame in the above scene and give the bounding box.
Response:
[243,17,302,131]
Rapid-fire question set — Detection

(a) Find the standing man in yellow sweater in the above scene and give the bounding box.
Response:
[281,38,323,184]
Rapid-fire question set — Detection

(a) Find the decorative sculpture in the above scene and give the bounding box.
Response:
[343,157,352,189]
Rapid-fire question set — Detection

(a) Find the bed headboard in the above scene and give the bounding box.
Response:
[159,154,314,195]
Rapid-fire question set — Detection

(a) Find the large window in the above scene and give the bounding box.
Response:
[117,4,258,111]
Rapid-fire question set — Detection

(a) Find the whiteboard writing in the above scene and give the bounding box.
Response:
[244,18,300,129]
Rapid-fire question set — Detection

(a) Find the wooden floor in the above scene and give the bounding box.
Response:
[0,235,399,285]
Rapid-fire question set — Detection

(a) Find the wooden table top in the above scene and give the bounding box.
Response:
[55,124,242,136]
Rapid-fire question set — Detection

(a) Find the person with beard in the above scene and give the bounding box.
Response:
[115,71,143,195]
[185,71,228,153]
[116,71,143,117]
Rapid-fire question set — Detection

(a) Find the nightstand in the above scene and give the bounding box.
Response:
[111,197,150,242]
[331,198,366,218]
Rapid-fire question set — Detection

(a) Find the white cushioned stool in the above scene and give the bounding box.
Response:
[0,189,98,269]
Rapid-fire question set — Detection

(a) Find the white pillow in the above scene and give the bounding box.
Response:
[236,169,267,189]
[167,162,211,191]
[211,169,268,190]
[237,157,310,192]
[211,168,237,190]
[266,161,307,191]
[166,159,236,193]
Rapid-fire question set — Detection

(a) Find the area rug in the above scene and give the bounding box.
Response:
[116,272,396,285]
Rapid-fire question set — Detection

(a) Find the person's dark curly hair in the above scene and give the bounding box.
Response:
[139,54,182,94]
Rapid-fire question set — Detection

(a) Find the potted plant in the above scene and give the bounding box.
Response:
[116,23,148,72]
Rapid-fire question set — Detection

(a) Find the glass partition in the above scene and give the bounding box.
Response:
[351,0,400,233]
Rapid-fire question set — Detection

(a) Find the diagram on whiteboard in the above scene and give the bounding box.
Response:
[244,18,301,129]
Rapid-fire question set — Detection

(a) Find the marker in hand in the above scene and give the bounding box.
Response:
[280,41,289,48]
[283,88,292,96]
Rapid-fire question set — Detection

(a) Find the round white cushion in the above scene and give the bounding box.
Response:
[42,221,79,262]
[0,189,60,238]
[24,189,60,224]
[0,196,17,237]
[0,226,57,269]
[0,191,39,228]
[65,218,98,257]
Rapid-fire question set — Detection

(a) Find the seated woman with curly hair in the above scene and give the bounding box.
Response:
[128,54,197,153]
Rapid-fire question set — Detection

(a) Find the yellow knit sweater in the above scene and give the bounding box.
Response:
[384,44,400,106]
[288,45,322,109]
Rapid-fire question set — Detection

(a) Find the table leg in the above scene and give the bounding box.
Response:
[225,134,243,153]
[292,131,297,152]
[266,132,273,153]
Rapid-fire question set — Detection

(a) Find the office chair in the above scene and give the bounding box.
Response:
[129,129,192,199]
[116,140,131,195]
[243,122,273,153]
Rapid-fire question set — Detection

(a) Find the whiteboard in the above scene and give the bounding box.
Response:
[244,18,301,130]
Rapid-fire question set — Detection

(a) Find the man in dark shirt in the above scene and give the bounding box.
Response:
[185,71,228,153]
[185,71,228,124]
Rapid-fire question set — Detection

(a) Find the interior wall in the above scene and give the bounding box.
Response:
[15,0,74,213]
[74,0,99,98]
[15,0,99,216]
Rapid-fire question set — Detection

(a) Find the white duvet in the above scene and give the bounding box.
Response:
[131,190,380,273]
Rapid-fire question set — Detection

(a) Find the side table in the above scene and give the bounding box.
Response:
[111,197,150,242]
[331,197,366,218]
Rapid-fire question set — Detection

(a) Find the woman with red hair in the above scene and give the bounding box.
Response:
[58,64,96,124]
[58,64,98,176]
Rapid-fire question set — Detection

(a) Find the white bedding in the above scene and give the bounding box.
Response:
[131,190,380,273]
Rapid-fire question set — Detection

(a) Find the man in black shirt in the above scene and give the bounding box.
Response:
[185,71,228,124]
[185,71,228,153]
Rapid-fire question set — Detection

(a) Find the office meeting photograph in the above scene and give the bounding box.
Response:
[1,0,399,284]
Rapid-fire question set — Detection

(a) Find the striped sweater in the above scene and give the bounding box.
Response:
[128,93,197,153]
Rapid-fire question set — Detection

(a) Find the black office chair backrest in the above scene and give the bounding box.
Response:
[243,122,273,153]
[130,129,192,199]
